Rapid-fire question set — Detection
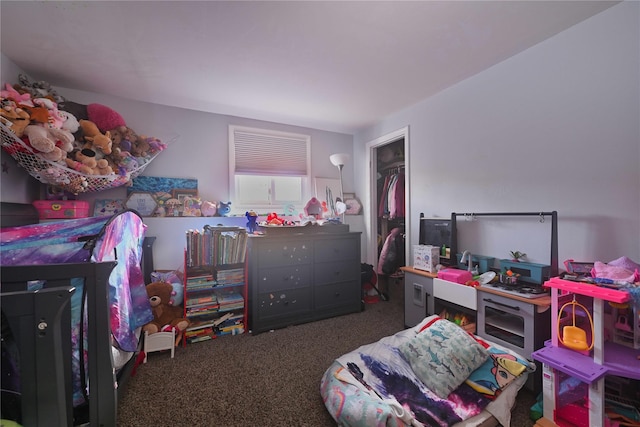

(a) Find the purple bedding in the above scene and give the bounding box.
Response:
[1,210,153,405]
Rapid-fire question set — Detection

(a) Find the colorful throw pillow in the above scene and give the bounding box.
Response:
[399,318,490,399]
[465,340,532,399]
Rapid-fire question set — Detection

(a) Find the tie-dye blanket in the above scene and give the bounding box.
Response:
[321,316,533,427]
[1,211,153,405]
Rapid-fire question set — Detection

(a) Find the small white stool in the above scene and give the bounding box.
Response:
[143,330,175,363]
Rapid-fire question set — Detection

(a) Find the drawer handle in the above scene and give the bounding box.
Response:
[334,292,341,297]
[483,298,520,311]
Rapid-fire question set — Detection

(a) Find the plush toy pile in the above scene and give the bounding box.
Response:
[0,74,168,192]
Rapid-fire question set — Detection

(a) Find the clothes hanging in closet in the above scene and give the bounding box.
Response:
[378,171,405,219]
[377,227,405,276]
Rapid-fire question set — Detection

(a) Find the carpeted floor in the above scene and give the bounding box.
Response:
[118,279,537,426]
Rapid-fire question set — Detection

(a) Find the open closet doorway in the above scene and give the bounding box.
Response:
[365,127,411,296]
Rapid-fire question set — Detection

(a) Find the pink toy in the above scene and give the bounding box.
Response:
[1,83,33,107]
[532,277,638,427]
[304,197,323,218]
[87,103,126,132]
[200,200,217,217]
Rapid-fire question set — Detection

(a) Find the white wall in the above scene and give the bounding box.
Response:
[355,1,640,267]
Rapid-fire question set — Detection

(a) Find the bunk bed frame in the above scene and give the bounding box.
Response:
[0,202,149,426]
[1,261,117,426]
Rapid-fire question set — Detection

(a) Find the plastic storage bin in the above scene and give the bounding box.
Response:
[499,260,551,284]
[32,200,90,219]
[455,253,495,273]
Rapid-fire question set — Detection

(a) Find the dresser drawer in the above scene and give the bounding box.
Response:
[257,288,312,318]
[259,241,311,267]
[314,237,359,263]
[314,281,360,310]
[314,260,359,286]
[257,264,312,293]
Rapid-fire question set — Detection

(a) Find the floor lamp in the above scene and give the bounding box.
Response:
[329,153,350,220]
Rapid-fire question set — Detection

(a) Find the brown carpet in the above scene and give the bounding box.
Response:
[118,280,536,426]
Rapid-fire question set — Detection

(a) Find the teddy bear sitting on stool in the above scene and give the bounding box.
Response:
[143,281,190,347]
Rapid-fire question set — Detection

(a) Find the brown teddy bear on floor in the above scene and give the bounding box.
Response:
[143,281,190,346]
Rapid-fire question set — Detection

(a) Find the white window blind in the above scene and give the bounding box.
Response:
[231,125,310,176]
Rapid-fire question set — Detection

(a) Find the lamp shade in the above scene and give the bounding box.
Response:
[329,153,350,167]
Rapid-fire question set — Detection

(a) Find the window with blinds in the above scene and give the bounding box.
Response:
[229,125,311,214]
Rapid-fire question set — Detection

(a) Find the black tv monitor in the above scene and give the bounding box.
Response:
[419,217,452,249]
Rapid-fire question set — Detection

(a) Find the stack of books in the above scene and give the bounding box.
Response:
[186,226,248,268]
[216,268,244,287]
[186,270,216,288]
[216,312,245,336]
[215,291,244,312]
[185,311,245,343]
[185,323,217,343]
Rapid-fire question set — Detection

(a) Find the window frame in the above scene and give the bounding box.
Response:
[229,125,311,215]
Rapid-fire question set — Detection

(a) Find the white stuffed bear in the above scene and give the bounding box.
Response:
[23,125,74,160]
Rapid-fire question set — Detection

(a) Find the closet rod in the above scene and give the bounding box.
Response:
[452,211,556,217]
[450,211,558,277]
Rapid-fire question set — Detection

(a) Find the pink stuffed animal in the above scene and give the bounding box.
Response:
[200,200,217,217]
[87,103,126,132]
[1,83,33,107]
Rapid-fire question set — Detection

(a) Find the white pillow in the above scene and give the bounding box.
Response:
[399,318,489,398]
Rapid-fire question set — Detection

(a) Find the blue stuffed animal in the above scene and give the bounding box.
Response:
[245,210,258,233]
[217,201,232,217]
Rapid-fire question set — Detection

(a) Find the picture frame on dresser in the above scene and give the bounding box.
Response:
[343,193,362,215]
[93,199,126,217]
[125,191,158,217]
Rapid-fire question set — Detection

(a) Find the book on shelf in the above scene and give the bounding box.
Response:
[186,320,216,332]
[187,276,215,284]
[216,268,244,286]
[186,226,247,268]
[186,302,219,312]
[217,324,245,336]
[185,327,213,338]
[187,334,216,343]
[186,283,219,293]
[187,307,220,318]
[215,291,244,311]
[186,294,217,305]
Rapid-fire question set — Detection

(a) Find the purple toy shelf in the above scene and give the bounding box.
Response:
[533,339,640,382]
[532,344,607,384]
[544,277,631,304]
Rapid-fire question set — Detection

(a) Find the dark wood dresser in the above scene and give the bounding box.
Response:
[248,229,361,334]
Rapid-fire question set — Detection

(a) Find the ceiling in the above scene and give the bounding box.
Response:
[0,1,618,134]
